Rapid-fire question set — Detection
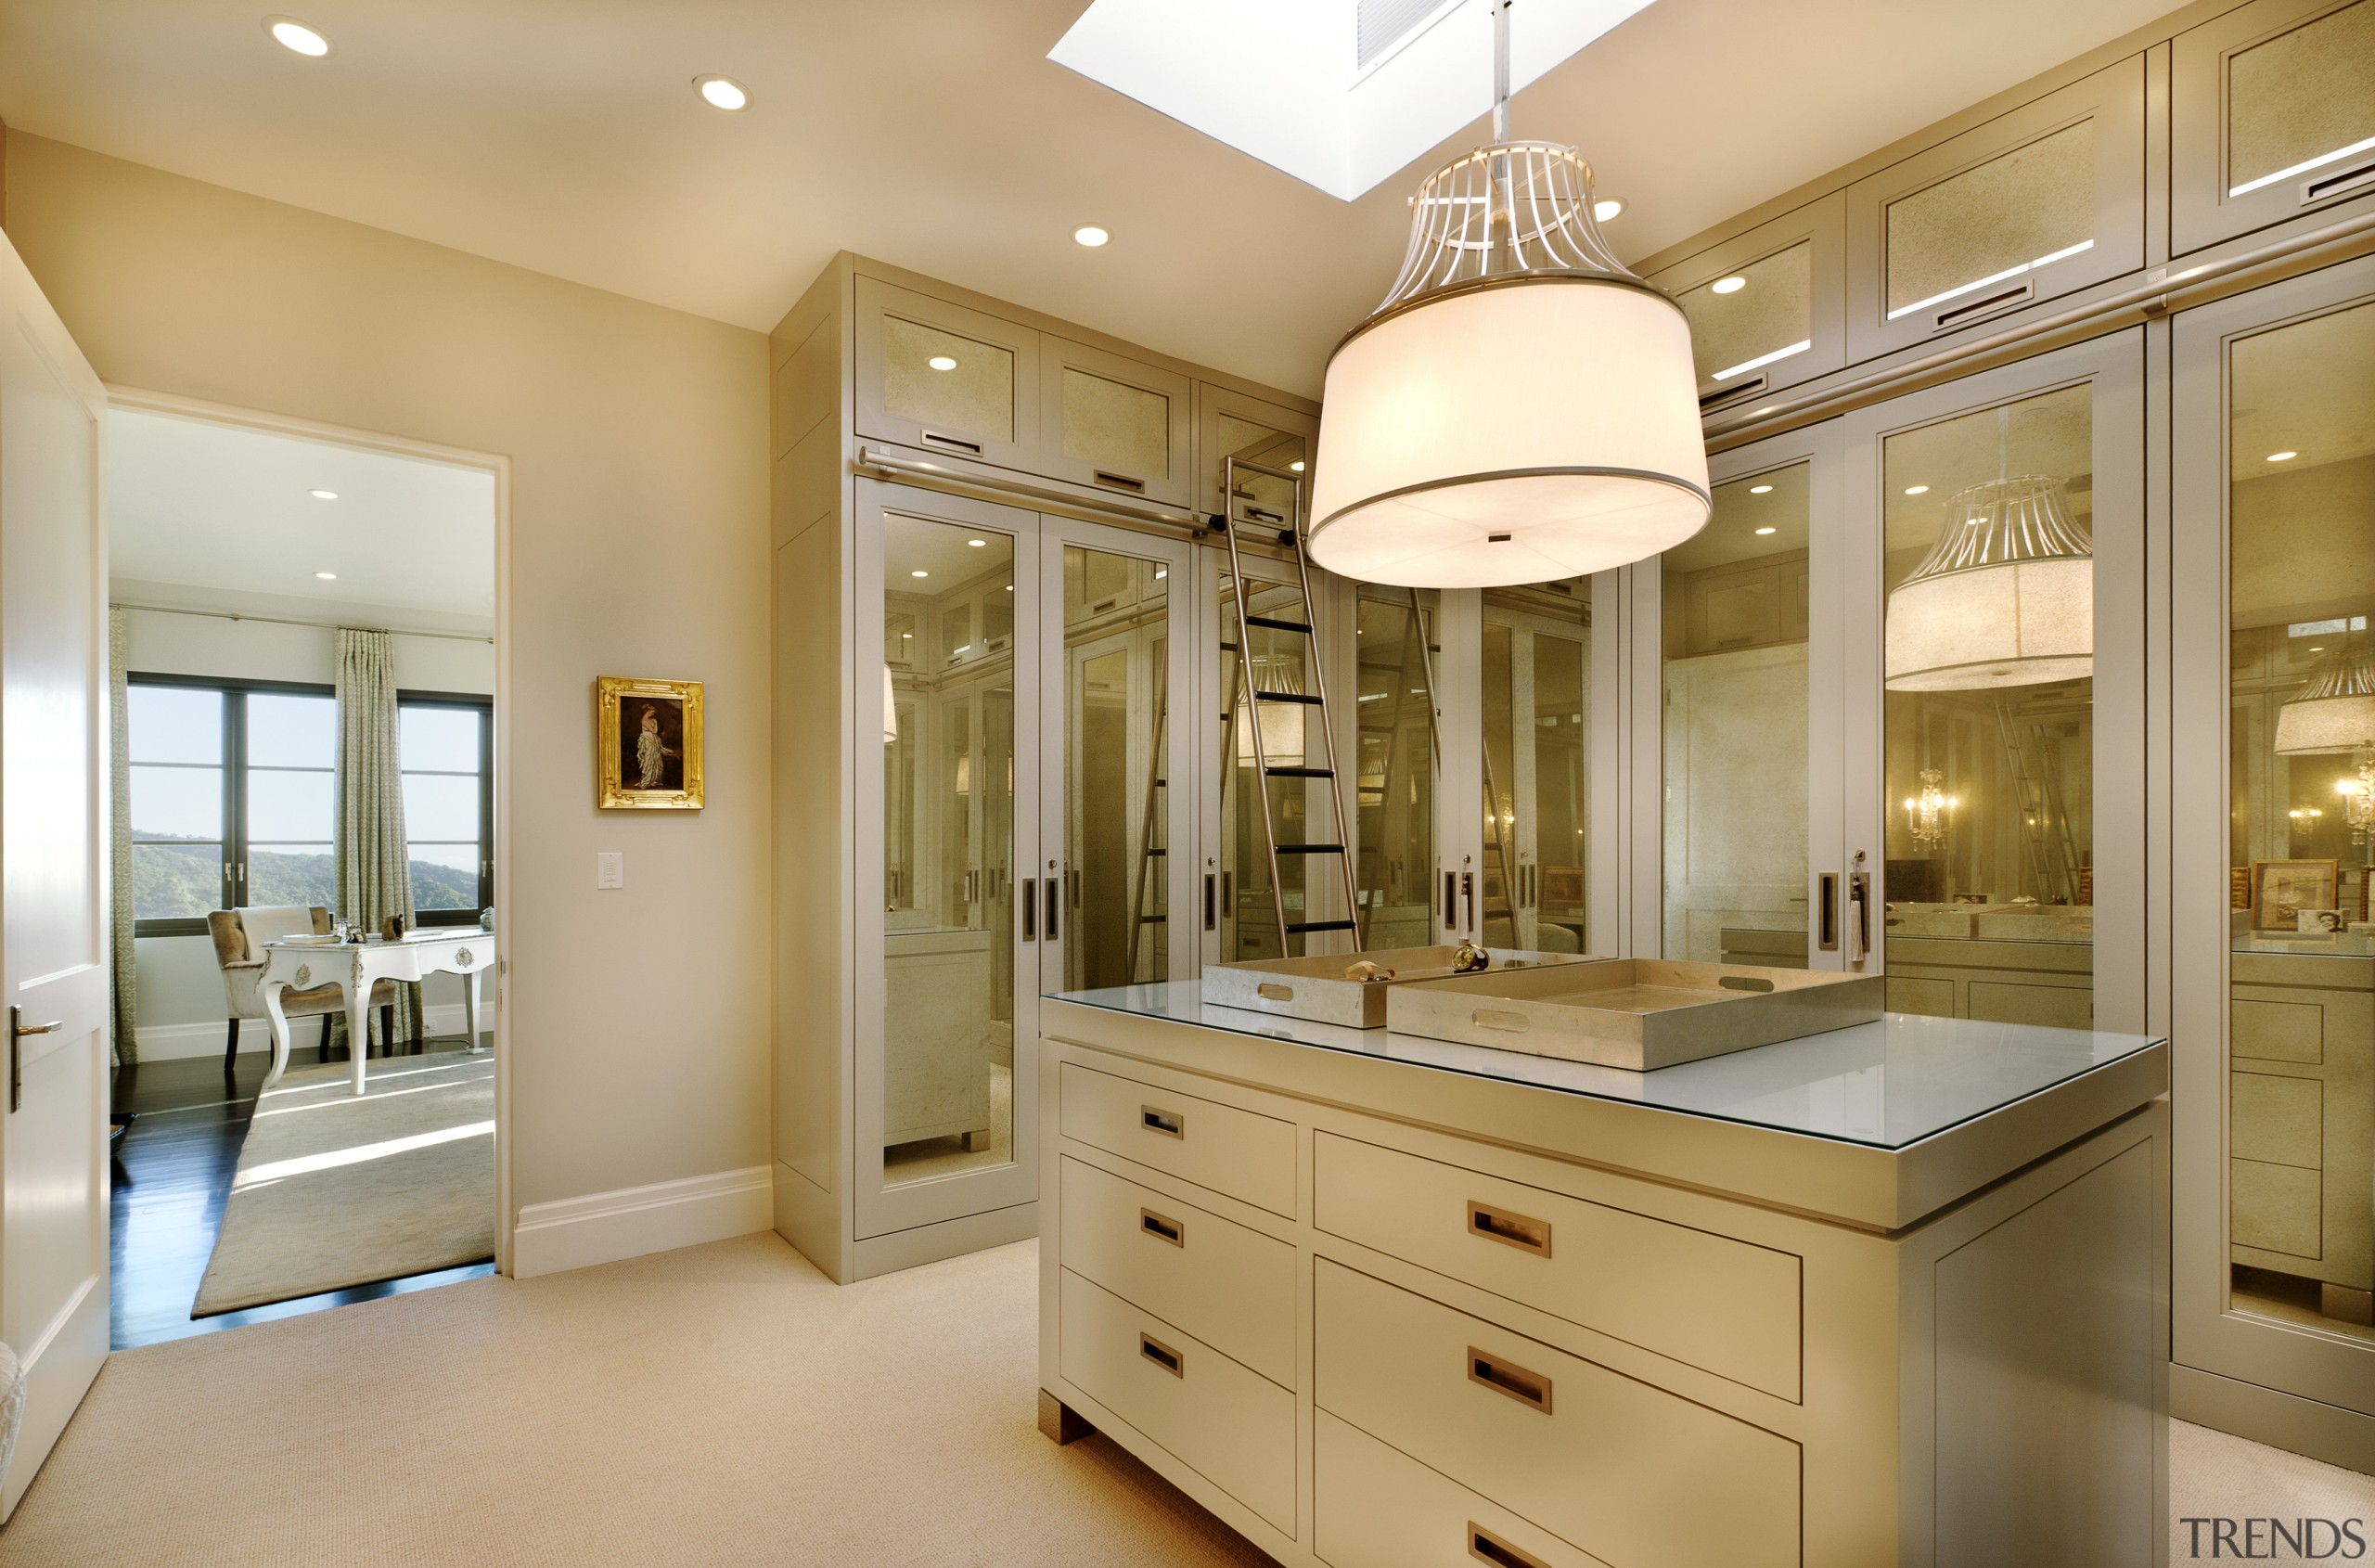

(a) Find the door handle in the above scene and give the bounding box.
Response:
[1461,870,1476,934]
[1202,872,1216,932]
[1444,870,1457,930]
[9,1008,59,1113]
[1817,872,1840,951]
[1045,877,1060,941]
[1846,851,1871,964]
[1021,879,1036,942]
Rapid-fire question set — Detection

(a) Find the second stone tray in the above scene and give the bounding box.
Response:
[1385,958,1886,1071]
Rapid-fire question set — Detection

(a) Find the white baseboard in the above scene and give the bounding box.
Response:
[511,1165,774,1279]
[130,1004,476,1063]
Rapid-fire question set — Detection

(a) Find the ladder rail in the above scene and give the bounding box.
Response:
[1279,469,1366,953]
[1123,659,1168,983]
[1220,492,1294,956]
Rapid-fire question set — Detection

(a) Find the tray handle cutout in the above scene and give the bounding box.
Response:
[1472,1009,1531,1033]
[1718,974,1777,994]
[1257,982,1295,1002]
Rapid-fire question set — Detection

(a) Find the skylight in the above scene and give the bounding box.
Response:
[1048,0,1659,201]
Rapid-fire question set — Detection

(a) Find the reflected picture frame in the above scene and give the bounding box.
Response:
[2249,858,2338,932]
[596,676,704,811]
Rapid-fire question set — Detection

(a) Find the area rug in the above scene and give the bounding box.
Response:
[192,1048,495,1317]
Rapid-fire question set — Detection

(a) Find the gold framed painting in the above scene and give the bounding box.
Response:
[597,676,703,810]
[2250,858,2338,932]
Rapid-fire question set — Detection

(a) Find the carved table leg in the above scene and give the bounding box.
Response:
[464,964,484,1053]
[344,977,371,1097]
[260,981,294,1094]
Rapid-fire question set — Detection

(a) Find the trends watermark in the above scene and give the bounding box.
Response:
[2179,1517,2369,1559]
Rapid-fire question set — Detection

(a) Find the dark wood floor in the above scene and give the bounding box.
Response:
[109,1030,495,1352]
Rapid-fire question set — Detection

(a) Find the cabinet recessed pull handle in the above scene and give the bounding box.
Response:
[1045,876,1060,941]
[1469,1523,1553,1568]
[1444,870,1457,929]
[1468,1347,1552,1414]
[1817,871,1839,950]
[1138,1331,1183,1377]
[918,430,982,455]
[1021,879,1036,942]
[1467,1201,1551,1257]
[1139,1104,1184,1139]
[1461,870,1475,933]
[1203,872,1216,932]
[2303,158,2375,206]
[1698,373,1769,412]
[1092,469,1147,494]
[1932,279,2033,331]
[1138,1208,1184,1246]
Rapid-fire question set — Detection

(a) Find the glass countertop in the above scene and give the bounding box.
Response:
[1046,981,2163,1150]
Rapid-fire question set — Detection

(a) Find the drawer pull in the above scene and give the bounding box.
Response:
[1468,1347,1553,1415]
[1256,982,1295,1002]
[1472,1009,1530,1034]
[1138,1331,1184,1377]
[1469,1523,1553,1568]
[1140,1104,1185,1139]
[1139,1207,1185,1247]
[1932,279,2032,331]
[1093,469,1148,494]
[2304,158,2375,206]
[1467,1201,1552,1258]
[918,429,983,455]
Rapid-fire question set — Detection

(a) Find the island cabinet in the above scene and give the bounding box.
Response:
[1037,984,2170,1568]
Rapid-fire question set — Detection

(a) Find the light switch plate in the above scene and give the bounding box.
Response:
[597,851,624,890]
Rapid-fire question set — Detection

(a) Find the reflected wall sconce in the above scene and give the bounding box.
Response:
[1904,768,1956,850]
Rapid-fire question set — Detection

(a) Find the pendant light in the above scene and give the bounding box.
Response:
[1305,0,1708,589]
[1884,467,2094,691]
[2277,642,2375,845]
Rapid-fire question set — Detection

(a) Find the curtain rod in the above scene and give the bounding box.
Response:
[113,601,494,645]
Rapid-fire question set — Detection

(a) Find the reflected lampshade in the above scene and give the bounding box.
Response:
[1307,142,1709,590]
[882,664,899,744]
[1884,475,2093,691]
[2276,645,2375,754]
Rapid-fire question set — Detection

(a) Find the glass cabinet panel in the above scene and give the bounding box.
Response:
[1884,122,2096,324]
[1040,338,1194,504]
[1061,369,1169,481]
[1663,467,1811,965]
[880,514,1016,1189]
[1061,547,1170,987]
[1880,384,2097,1024]
[882,315,1018,443]
[1676,241,1814,392]
[854,277,1040,471]
[2224,296,2375,1338]
[1355,584,1438,948]
[1200,386,1318,519]
[2175,0,2375,253]
[1481,581,1590,952]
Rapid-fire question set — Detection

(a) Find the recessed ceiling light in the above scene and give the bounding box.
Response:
[2267,450,2299,462]
[1290,460,1306,472]
[909,569,930,578]
[264,17,330,56]
[314,571,338,580]
[310,488,338,500]
[695,75,749,111]
[1748,483,1773,495]
[929,355,959,371]
[1072,225,1111,248]
[1904,484,1930,495]
[966,538,986,547]
[1592,198,1624,223]
[1754,526,1777,535]
[1005,584,1014,592]
[1711,276,1747,295]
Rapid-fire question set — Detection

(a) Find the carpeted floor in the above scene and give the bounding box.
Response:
[12,1230,2375,1564]
[4,1235,1270,1567]
[193,1048,494,1317]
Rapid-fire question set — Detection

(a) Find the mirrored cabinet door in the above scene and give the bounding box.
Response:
[854,277,1043,473]
[1354,582,1442,950]
[856,481,1041,1240]
[2175,255,2375,1420]
[1198,386,1318,521]
[2175,0,2375,254]
[1655,427,1846,971]
[1481,580,1592,954]
[1846,58,2145,359]
[1650,193,1847,417]
[1039,337,1196,507]
[1847,332,2145,1029]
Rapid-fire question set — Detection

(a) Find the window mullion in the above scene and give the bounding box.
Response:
[225,688,244,910]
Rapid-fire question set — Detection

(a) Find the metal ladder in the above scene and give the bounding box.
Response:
[1122,669,1167,982]
[1217,456,1363,957]
[1994,699,2080,905]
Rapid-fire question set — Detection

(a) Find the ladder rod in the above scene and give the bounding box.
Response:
[1994,699,2078,906]
[1123,666,1168,981]
[1219,456,1364,957]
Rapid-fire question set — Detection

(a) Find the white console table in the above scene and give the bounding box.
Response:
[259,931,494,1095]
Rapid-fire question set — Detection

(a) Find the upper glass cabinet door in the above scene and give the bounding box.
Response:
[1482,581,1591,955]
[1354,584,1440,950]
[1039,338,1195,507]
[2175,0,2375,254]
[854,276,1043,473]
[1650,193,1847,416]
[1197,385,1318,521]
[1847,58,2145,358]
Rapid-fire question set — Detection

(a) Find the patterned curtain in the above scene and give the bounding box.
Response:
[334,629,420,1045]
[107,609,136,1068]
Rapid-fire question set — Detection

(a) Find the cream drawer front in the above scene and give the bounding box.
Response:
[1314,1262,1799,1568]
[1059,1061,1297,1217]
[1059,1268,1296,1533]
[1315,1411,1610,1568]
[1314,1132,1801,1401]
[1060,1156,1297,1386]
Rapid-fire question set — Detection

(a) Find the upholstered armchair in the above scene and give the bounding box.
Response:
[206,906,397,1073]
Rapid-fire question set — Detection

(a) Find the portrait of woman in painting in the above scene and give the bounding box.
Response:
[597,676,704,810]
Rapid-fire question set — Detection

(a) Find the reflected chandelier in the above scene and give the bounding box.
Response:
[1305,0,1707,589]
[1884,474,2094,690]
[2277,642,2375,845]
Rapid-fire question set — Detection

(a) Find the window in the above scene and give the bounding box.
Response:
[400,695,492,925]
[127,676,493,935]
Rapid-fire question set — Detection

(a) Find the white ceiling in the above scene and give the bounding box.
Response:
[0,0,2182,397]
[108,407,496,623]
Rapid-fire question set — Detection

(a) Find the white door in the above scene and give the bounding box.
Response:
[0,232,109,1515]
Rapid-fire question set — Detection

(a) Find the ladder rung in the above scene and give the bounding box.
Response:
[1275,843,1345,855]
[1264,766,1333,778]
[1244,614,1313,634]
[1144,847,1166,855]
[1138,915,1166,924]
[1253,691,1321,705]
[1285,919,1357,934]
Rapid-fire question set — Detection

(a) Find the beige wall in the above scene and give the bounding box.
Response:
[3,133,773,1211]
